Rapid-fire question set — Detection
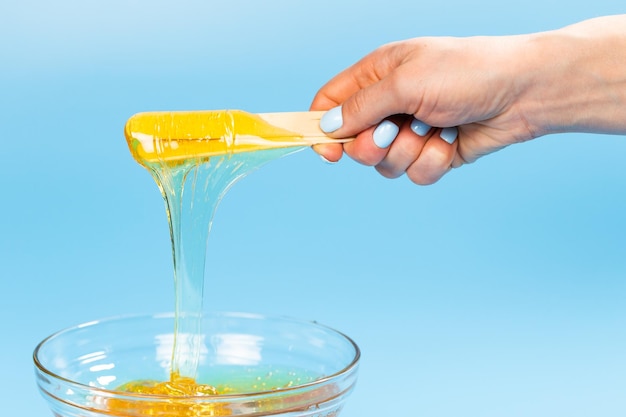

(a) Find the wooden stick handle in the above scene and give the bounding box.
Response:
[258,111,354,144]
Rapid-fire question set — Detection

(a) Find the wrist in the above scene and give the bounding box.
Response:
[515,16,626,137]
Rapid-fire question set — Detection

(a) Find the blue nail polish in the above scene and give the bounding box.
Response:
[440,127,458,144]
[373,120,399,149]
[410,118,431,136]
[320,106,343,133]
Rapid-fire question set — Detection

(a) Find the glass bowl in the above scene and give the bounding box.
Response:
[33,312,360,417]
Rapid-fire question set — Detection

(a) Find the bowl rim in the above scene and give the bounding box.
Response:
[33,311,361,401]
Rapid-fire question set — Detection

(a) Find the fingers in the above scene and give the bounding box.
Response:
[309,40,461,183]
[341,116,459,185]
[312,44,415,139]
[404,127,459,185]
[312,142,344,163]
[312,82,461,184]
[342,116,404,166]
[374,118,431,178]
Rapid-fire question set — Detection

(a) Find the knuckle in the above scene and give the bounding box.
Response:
[406,145,451,185]
[431,146,451,168]
[407,170,436,186]
[375,165,402,179]
[347,91,368,119]
[395,135,423,156]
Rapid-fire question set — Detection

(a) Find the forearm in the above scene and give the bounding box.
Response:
[515,15,626,138]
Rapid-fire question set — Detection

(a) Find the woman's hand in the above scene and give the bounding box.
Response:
[310,15,626,185]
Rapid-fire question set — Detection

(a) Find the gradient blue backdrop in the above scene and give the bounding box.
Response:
[2,1,625,416]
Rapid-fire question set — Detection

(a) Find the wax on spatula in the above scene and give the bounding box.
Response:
[124,109,353,166]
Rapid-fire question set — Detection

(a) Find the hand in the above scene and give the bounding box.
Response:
[310,15,626,185]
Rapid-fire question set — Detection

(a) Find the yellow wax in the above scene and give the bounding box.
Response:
[124,109,308,167]
[106,373,231,416]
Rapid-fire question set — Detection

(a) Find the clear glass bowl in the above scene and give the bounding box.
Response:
[33,312,360,417]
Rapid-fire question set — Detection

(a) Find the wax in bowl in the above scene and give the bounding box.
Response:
[33,312,360,417]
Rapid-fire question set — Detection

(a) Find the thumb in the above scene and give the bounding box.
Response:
[319,71,413,138]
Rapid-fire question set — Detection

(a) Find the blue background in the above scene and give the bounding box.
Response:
[2,1,625,416]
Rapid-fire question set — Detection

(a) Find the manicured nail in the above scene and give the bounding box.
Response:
[440,127,458,144]
[373,120,399,149]
[320,106,343,133]
[319,154,337,164]
[410,118,431,136]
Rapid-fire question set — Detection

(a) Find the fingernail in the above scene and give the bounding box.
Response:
[373,120,399,148]
[320,106,343,133]
[440,127,458,144]
[410,118,431,136]
[319,154,337,164]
